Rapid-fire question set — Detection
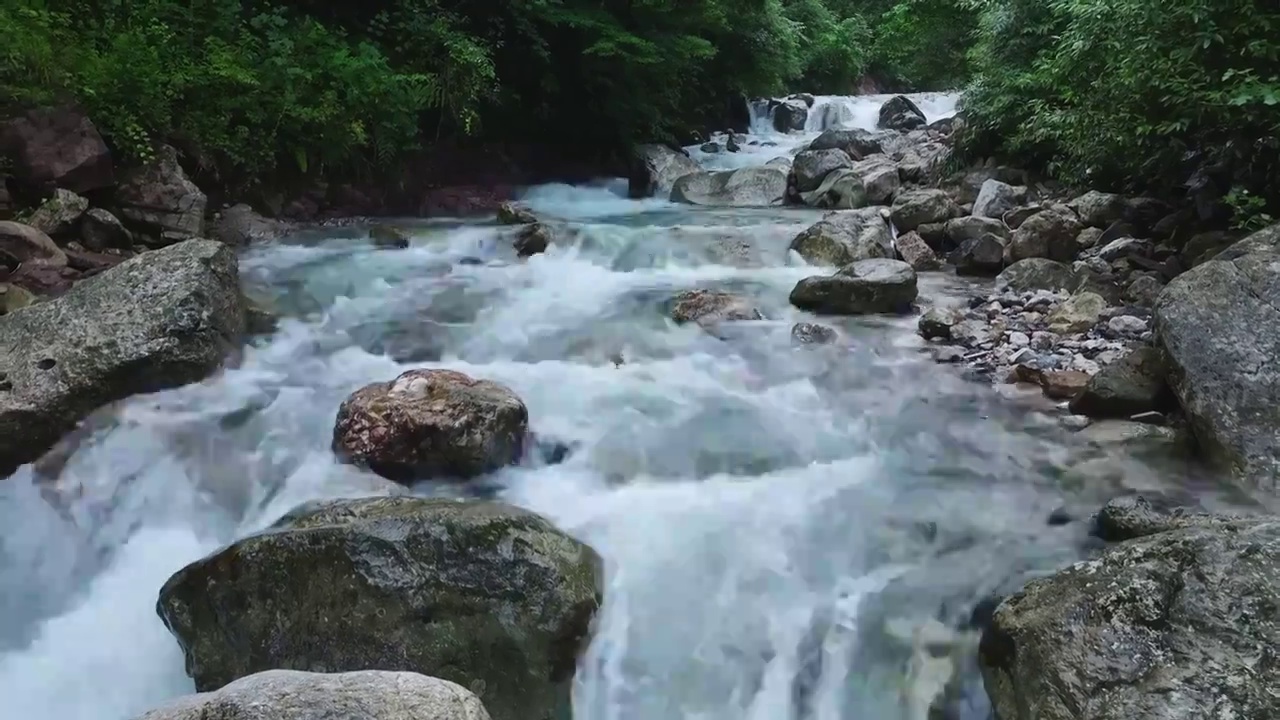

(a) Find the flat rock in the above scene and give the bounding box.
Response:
[156,496,602,720]
[790,207,892,266]
[790,258,917,315]
[0,240,244,477]
[671,168,787,207]
[134,669,490,720]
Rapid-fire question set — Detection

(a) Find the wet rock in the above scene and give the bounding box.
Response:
[877,95,927,131]
[332,369,528,483]
[995,259,1075,293]
[851,157,902,205]
[790,258,917,315]
[134,669,490,720]
[369,224,410,248]
[0,220,66,269]
[671,168,787,207]
[895,230,942,270]
[116,144,207,241]
[210,204,289,247]
[26,188,87,238]
[497,202,537,225]
[1046,291,1106,333]
[890,189,958,231]
[773,98,809,132]
[791,322,837,345]
[0,240,244,477]
[1123,275,1163,307]
[629,144,699,199]
[156,496,602,720]
[971,179,1025,220]
[1092,493,1227,542]
[726,134,741,152]
[980,518,1280,720]
[79,208,132,251]
[954,234,1006,276]
[945,216,1009,246]
[1068,347,1169,418]
[1154,224,1280,487]
[699,142,722,154]
[1010,207,1084,262]
[790,207,892,266]
[514,223,551,257]
[793,149,854,193]
[918,307,962,340]
[808,129,883,159]
[670,289,762,327]
[1,107,113,194]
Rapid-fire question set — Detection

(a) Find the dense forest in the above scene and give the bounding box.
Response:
[2,0,1278,219]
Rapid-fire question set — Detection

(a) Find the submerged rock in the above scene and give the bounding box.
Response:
[1154,224,1280,488]
[369,224,410,248]
[156,496,602,720]
[0,240,244,477]
[332,368,528,483]
[980,518,1280,720]
[670,168,787,207]
[134,669,490,720]
[670,289,762,327]
[628,144,699,199]
[790,322,837,345]
[790,258,918,315]
[514,223,552,257]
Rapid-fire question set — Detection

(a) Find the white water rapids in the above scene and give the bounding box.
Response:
[0,93,1217,720]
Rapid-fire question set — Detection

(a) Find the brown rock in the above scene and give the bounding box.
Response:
[64,245,127,277]
[1,107,114,194]
[895,230,942,270]
[332,369,529,483]
[0,221,66,269]
[670,289,762,326]
[1041,370,1089,400]
[8,263,78,297]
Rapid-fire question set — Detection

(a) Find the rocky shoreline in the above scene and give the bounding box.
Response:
[2,93,1279,720]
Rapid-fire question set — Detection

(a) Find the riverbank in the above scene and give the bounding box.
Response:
[2,90,1278,720]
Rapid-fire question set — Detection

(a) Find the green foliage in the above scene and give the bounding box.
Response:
[868,0,976,90]
[959,0,1280,208]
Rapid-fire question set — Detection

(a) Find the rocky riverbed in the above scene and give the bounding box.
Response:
[1,92,1277,720]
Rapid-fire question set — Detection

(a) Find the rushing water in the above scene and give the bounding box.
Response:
[0,94,1234,720]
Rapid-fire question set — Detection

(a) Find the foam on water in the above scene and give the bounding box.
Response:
[0,91,1171,720]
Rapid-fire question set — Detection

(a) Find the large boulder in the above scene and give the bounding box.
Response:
[26,188,88,238]
[792,149,854,193]
[671,168,787,207]
[789,258,918,315]
[980,518,1280,720]
[628,144,699,198]
[1154,225,1280,487]
[0,107,114,194]
[895,230,942,271]
[210,204,289,247]
[995,258,1076,293]
[134,669,490,720]
[0,220,66,269]
[1010,206,1084,262]
[1068,346,1170,418]
[808,129,883,159]
[971,179,1026,219]
[0,240,243,477]
[156,496,603,720]
[332,368,528,483]
[772,98,809,132]
[945,215,1009,247]
[116,144,207,242]
[851,157,902,205]
[877,95,927,131]
[789,208,893,266]
[890,189,958,231]
[798,168,868,209]
[1068,190,1125,228]
[954,234,1007,276]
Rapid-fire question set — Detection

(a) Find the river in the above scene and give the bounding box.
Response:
[0,93,1230,720]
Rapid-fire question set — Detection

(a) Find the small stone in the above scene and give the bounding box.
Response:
[933,346,966,363]
[1106,314,1147,337]
[1041,369,1090,399]
[791,322,837,345]
[918,307,962,340]
[1070,356,1101,375]
[1008,331,1030,348]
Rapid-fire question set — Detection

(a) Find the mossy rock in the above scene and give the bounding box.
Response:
[156,496,603,720]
